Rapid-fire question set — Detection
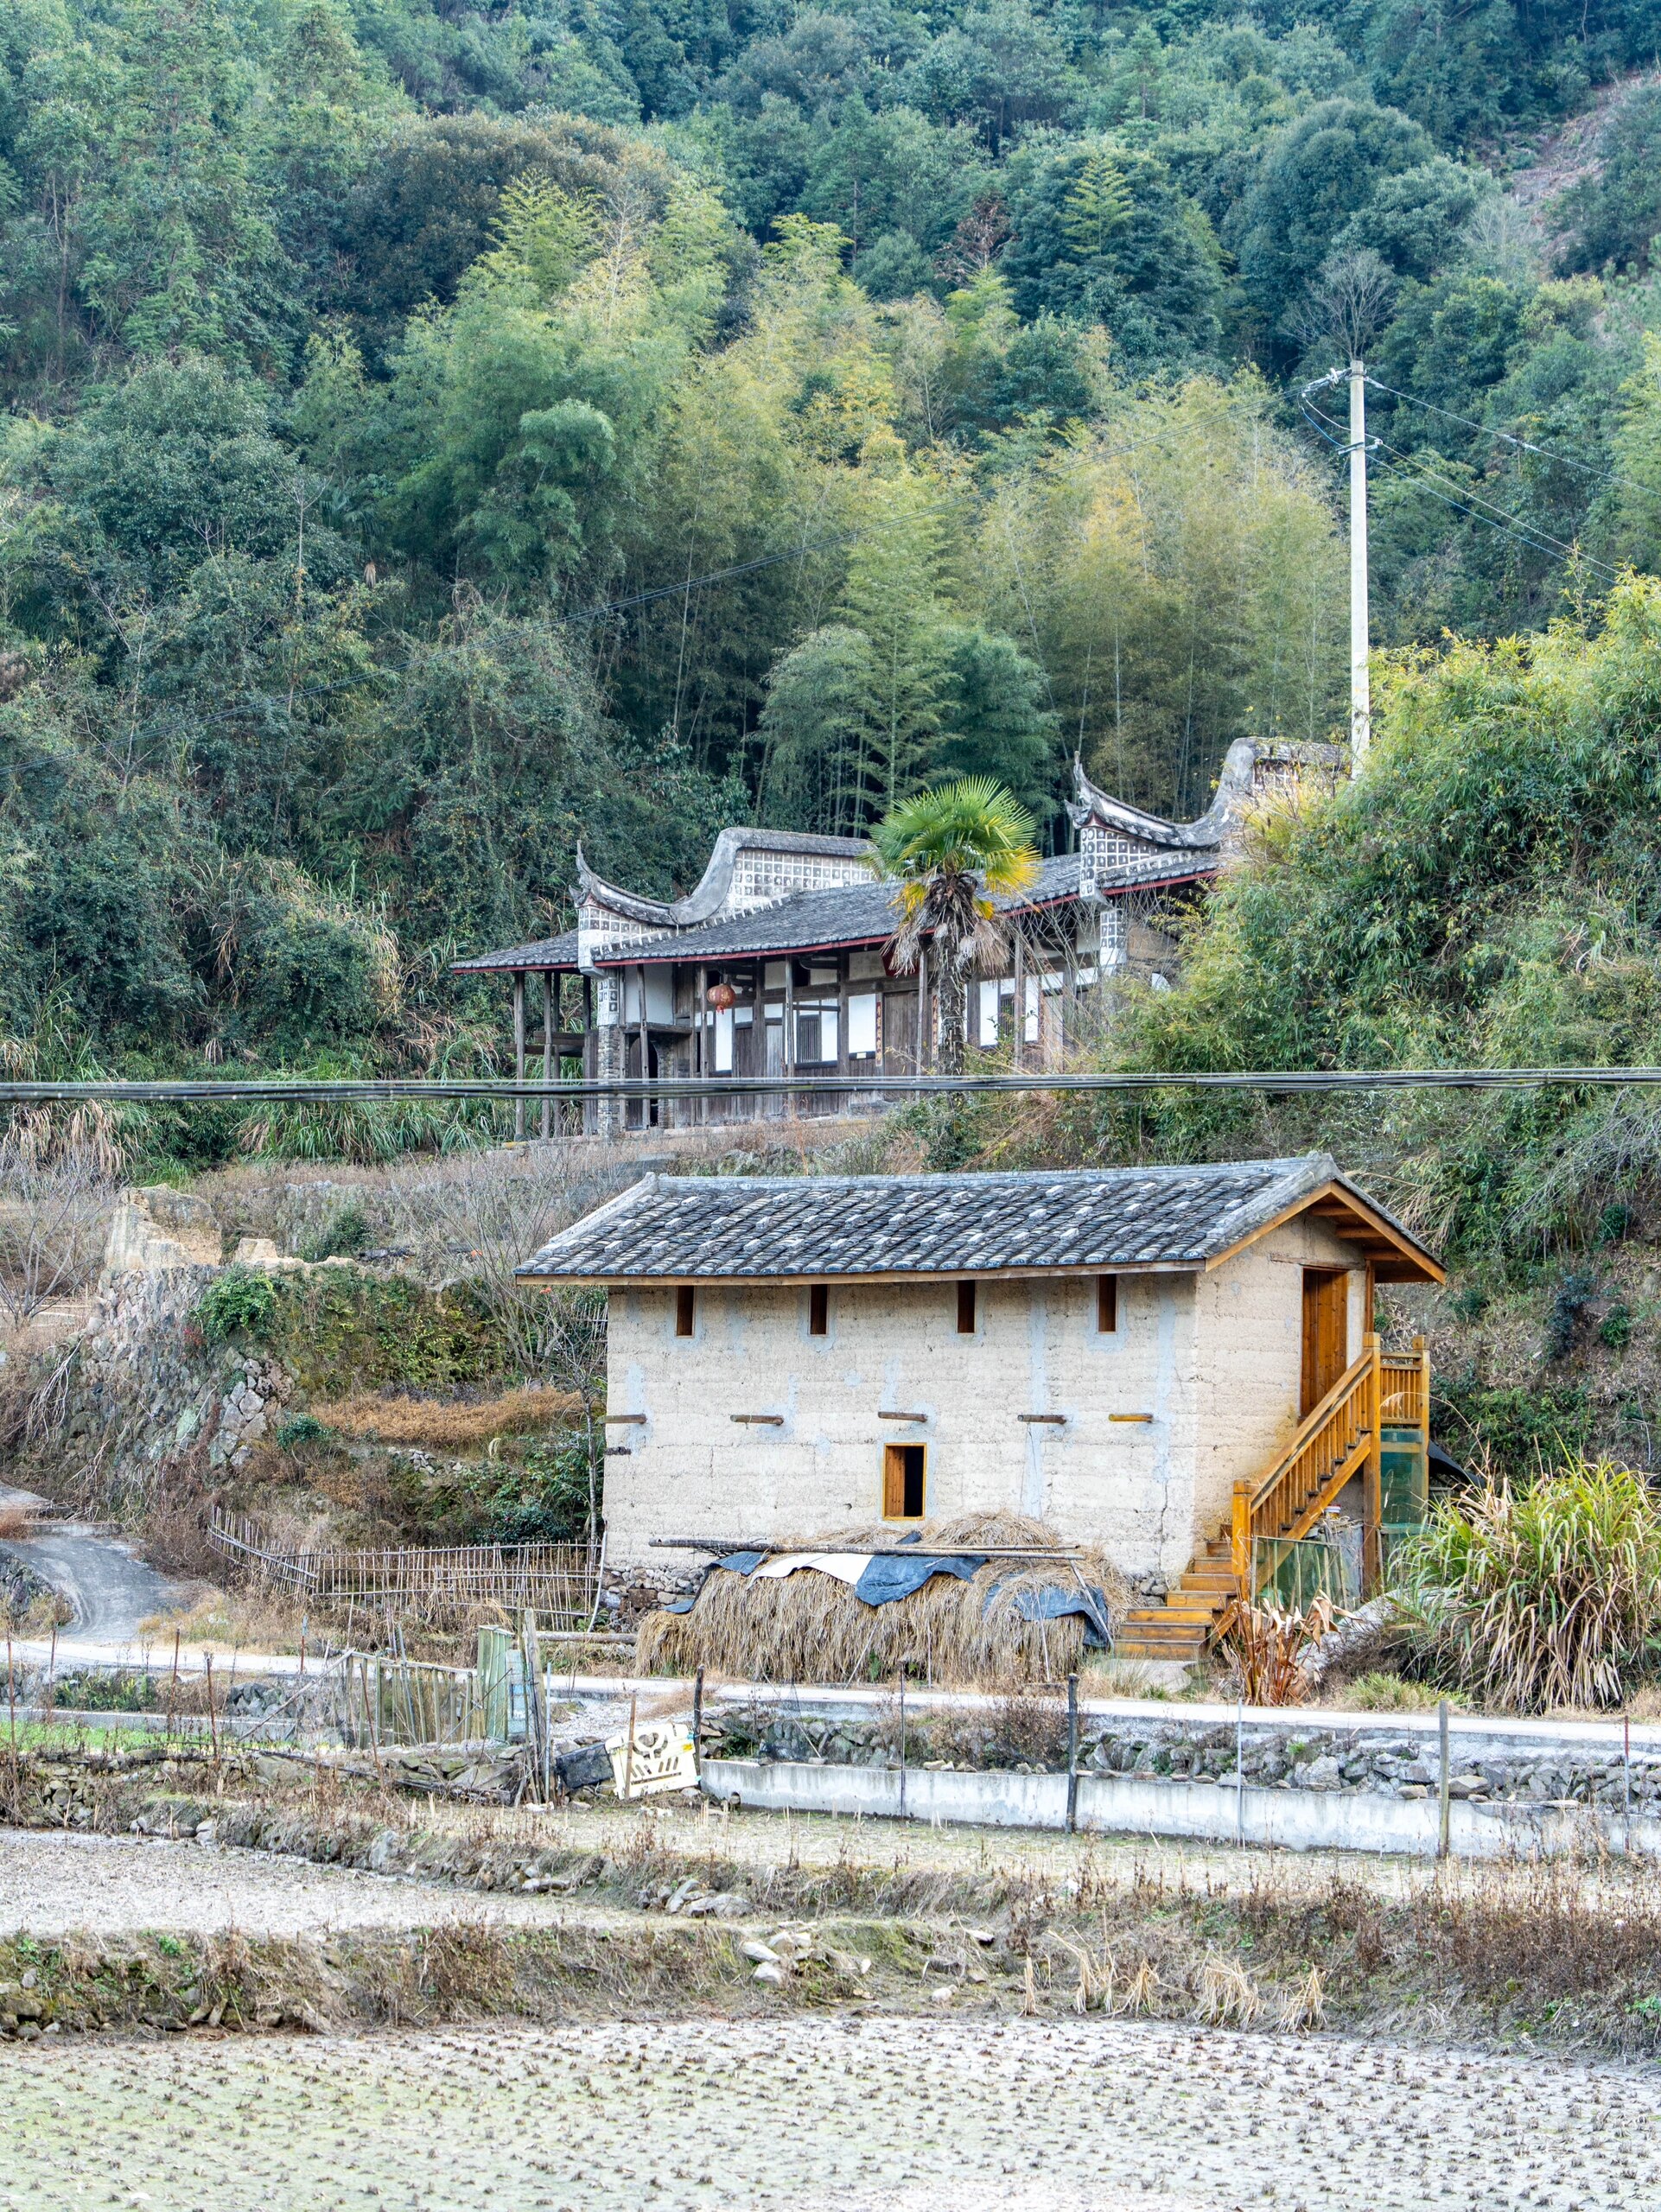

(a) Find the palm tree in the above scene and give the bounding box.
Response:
[872,776,1041,1074]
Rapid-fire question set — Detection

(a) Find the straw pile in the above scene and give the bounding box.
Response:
[633,1511,1127,1687]
[310,1386,582,1448]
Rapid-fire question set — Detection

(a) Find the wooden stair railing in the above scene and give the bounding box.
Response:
[1116,1335,1431,1664]
[1230,1334,1383,1603]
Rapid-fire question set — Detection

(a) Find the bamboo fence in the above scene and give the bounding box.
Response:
[208,1506,603,1632]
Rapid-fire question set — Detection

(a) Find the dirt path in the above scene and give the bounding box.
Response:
[0,1478,185,1643]
[3,2015,1653,2211]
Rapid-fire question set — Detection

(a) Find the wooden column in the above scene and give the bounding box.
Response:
[782,957,795,1121]
[696,963,707,1126]
[512,970,526,1141]
[837,952,850,1119]
[1363,1331,1384,1593]
[582,974,595,1136]
[1012,935,1025,1072]
[754,959,766,1122]
[916,945,929,1076]
[540,970,553,1141]
[637,963,650,1131]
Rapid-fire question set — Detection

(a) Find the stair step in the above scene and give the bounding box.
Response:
[1123,1604,1219,1627]
[1178,1572,1235,1592]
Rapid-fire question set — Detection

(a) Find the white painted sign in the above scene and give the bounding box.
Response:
[607,1719,698,1798]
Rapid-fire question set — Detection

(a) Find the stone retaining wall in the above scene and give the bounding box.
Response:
[709,1707,1661,1814]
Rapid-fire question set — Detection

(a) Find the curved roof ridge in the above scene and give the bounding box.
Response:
[576,827,875,931]
[1067,739,1258,852]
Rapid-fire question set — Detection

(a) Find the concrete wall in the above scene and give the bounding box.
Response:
[602,1214,1373,1580]
[702,1757,1661,1860]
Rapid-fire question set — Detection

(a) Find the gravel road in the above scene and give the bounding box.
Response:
[3,2014,1654,2212]
[0,1827,570,1938]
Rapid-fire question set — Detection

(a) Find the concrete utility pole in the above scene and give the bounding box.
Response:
[1348,358,1371,768]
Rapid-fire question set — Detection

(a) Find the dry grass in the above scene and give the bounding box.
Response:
[1223,1598,1334,1707]
[635,1513,1127,1687]
[310,1386,582,1449]
[0,1504,37,1541]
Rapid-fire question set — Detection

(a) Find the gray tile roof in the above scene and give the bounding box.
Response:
[449,847,1219,977]
[519,1155,1384,1281]
[592,852,1095,968]
[452,928,580,975]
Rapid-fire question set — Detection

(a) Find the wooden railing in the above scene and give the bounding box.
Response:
[1231,1335,1384,1599]
[1381,1338,1430,1436]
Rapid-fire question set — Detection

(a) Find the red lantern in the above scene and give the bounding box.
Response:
[706,981,737,1011]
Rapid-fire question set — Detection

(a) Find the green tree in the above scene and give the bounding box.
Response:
[1060,147,1131,261]
[872,774,1040,1072]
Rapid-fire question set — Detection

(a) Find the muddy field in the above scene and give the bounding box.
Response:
[3,2013,1654,2211]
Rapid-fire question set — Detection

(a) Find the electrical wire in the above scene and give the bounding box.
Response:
[1297,384,1622,578]
[1362,375,1622,486]
[12,1066,1661,1104]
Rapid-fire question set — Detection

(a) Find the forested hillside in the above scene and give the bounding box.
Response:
[1,0,1659,1102]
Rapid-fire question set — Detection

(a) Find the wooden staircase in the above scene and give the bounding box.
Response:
[1116,1531,1238,1664]
[1113,1335,1430,1669]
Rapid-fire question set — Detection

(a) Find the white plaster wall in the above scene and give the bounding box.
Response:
[1188,1217,1370,1543]
[603,1270,1201,1581]
[602,1219,1373,1583]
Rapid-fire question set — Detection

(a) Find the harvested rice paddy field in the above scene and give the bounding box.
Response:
[4,2014,1658,2212]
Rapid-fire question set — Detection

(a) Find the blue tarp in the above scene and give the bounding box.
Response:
[665,1545,989,1612]
[664,1546,1110,1630]
[662,1549,769,1611]
[852,1553,986,1605]
[990,1581,1114,1648]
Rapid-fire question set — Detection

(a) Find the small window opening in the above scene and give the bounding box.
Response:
[883,1442,926,1519]
[1097,1274,1118,1333]
[809,1282,829,1336]
[675,1285,696,1337]
[957,1280,977,1334]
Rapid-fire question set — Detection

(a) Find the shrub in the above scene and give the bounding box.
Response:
[1600,1301,1633,1351]
[1392,1459,1661,1712]
[297,1202,368,1262]
[274,1414,328,1451]
[194,1266,278,1344]
[1543,1272,1595,1362]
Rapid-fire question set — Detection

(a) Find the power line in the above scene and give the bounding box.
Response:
[1369,450,1623,580]
[1363,375,1634,492]
[13,1065,1661,1105]
[1298,387,1621,578]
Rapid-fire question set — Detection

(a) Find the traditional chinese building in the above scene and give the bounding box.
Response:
[519,1155,1439,1660]
[453,741,1344,1135]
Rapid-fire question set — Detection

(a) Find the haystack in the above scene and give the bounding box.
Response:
[633,1511,1127,1687]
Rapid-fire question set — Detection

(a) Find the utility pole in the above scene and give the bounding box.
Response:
[1348,358,1371,768]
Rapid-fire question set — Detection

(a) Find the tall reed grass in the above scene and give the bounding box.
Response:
[1391,1458,1661,1712]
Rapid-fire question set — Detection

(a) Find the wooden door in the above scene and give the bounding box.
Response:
[1301,1268,1348,1418]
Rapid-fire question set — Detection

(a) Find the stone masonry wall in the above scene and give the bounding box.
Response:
[710,1707,1661,1811]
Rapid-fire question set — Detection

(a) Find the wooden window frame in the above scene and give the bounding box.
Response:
[675,1285,696,1338]
[1097,1274,1118,1333]
[957,1280,977,1335]
[883,1441,926,1520]
[809,1282,829,1337]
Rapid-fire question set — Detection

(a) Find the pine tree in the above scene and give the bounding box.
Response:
[1061,149,1132,262]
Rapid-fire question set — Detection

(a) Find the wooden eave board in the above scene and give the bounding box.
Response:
[1203,1179,1443,1285]
[525,1260,1208,1288]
